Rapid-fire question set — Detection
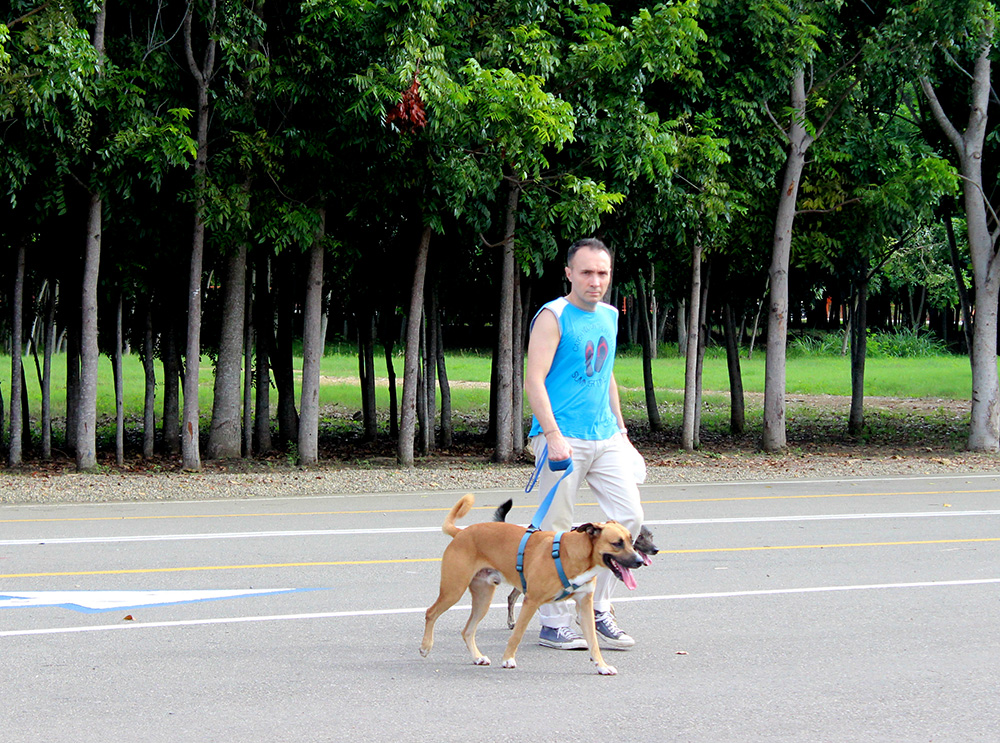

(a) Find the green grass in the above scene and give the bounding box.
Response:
[0,347,972,424]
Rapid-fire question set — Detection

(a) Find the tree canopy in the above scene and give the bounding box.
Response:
[2,0,998,467]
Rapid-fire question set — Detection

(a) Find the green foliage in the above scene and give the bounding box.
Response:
[865,328,951,358]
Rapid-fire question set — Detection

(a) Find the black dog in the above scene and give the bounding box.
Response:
[493,498,658,629]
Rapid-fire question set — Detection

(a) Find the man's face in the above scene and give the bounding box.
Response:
[565,247,611,310]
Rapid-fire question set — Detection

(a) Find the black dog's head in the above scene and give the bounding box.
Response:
[634,525,658,566]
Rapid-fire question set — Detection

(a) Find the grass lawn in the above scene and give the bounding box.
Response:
[0,348,973,423]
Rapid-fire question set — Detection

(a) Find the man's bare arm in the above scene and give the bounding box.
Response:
[524,308,572,461]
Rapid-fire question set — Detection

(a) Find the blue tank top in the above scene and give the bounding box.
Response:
[528,297,619,440]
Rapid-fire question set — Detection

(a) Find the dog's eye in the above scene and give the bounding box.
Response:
[613,539,625,549]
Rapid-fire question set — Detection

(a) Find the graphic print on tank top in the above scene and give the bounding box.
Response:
[584,336,610,377]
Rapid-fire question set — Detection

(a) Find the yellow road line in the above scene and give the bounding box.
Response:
[3,536,998,578]
[3,488,999,524]
[663,537,1000,554]
[0,557,441,579]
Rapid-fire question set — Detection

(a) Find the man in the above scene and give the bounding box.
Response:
[524,237,644,650]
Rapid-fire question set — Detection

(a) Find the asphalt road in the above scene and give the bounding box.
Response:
[2,473,1000,742]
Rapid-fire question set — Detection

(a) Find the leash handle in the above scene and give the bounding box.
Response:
[548,456,572,471]
[527,445,574,532]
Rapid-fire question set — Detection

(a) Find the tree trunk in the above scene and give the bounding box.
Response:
[424,289,439,451]
[416,317,428,456]
[848,276,868,436]
[113,293,124,466]
[944,199,974,355]
[142,304,156,459]
[399,225,432,466]
[298,207,326,465]
[254,251,273,454]
[436,299,453,448]
[207,243,247,459]
[380,311,399,440]
[636,270,662,432]
[681,233,703,451]
[8,243,25,466]
[921,26,999,451]
[493,179,519,463]
[271,252,299,446]
[181,0,218,471]
[41,280,57,459]
[76,194,102,471]
[512,272,525,453]
[763,69,813,453]
[242,264,254,457]
[358,310,378,441]
[676,298,687,357]
[722,301,745,435]
[0,379,5,458]
[162,320,181,455]
[65,309,80,456]
[694,262,711,447]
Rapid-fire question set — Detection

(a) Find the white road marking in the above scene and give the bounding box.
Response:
[0,589,306,612]
[3,578,998,638]
[3,510,998,547]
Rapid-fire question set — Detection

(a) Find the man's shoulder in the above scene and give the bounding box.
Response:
[535,296,570,320]
[596,301,619,319]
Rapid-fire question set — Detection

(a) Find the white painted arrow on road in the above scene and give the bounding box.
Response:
[0,589,313,613]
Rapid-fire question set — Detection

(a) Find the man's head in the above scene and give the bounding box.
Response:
[565,238,612,310]
[566,237,611,266]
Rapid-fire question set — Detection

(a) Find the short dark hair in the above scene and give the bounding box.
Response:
[567,237,611,265]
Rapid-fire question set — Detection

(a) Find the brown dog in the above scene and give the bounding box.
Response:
[419,493,644,675]
[490,498,659,629]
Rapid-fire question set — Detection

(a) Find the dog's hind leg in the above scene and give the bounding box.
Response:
[506,587,521,629]
[462,576,498,666]
[420,547,478,659]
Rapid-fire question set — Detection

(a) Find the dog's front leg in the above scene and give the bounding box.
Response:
[575,589,617,675]
[501,595,542,669]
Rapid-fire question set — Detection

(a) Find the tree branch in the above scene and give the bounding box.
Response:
[7,1,52,28]
[794,197,862,216]
[761,98,789,142]
[920,76,965,154]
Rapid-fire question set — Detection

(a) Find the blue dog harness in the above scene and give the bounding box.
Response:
[517,446,584,600]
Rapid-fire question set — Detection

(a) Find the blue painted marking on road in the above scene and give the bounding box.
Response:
[0,588,325,614]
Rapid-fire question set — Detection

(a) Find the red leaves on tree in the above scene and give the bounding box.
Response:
[387,77,427,131]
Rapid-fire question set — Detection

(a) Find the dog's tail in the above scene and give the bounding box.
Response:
[442,493,475,538]
[492,498,513,523]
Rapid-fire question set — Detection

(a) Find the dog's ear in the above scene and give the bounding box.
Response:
[573,523,601,536]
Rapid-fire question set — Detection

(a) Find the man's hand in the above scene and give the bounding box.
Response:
[545,430,573,462]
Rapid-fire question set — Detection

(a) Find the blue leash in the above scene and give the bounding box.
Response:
[517,444,574,593]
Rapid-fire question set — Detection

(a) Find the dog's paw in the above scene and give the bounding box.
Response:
[501,658,517,669]
[473,655,491,666]
[596,664,617,675]
[419,647,431,658]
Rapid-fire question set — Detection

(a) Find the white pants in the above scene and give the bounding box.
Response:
[529,434,644,626]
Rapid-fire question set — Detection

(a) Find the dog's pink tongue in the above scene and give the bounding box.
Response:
[620,566,637,590]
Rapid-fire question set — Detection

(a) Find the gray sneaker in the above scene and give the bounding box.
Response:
[538,625,588,650]
[594,610,635,649]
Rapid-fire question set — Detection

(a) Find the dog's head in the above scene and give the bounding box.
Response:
[574,521,644,590]
[634,525,658,566]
